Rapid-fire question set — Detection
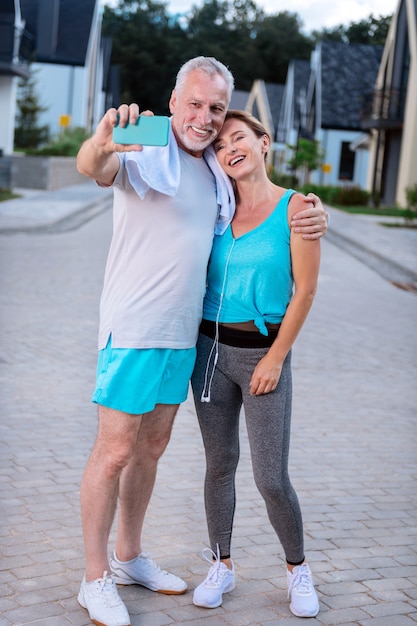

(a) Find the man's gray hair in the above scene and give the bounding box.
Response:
[175,56,235,104]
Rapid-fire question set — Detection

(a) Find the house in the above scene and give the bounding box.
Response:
[19,0,112,138]
[0,0,30,158]
[304,40,383,188]
[245,80,285,168]
[0,0,115,160]
[364,0,417,207]
[245,41,383,187]
[275,59,311,177]
[229,89,250,111]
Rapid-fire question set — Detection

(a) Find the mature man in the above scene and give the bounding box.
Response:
[76,56,327,626]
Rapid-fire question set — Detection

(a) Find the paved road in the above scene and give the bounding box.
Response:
[0,186,416,625]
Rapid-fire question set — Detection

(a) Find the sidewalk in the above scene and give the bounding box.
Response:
[325,208,417,290]
[0,185,416,626]
[0,182,112,234]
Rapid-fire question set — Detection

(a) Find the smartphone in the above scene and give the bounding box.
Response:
[112,115,170,146]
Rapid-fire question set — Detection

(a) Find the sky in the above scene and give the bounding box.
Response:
[169,0,398,31]
[105,0,398,32]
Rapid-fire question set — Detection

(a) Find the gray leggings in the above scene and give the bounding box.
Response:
[191,332,305,564]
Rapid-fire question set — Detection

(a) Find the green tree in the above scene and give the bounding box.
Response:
[287,138,324,185]
[312,14,391,45]
[185,0,266,90]
[254,12,313,84]
[102,0,188,113]
[14,69,50,151]
[310,25,344,43]
[405,184,417,212]
[345,15,391,45]
[404,184,417,223]
[102,1,392,110]
[185,0,234,65]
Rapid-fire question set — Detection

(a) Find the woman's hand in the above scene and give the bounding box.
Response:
[249,354,283,395]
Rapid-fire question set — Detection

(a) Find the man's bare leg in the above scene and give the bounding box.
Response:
[115,403,179,562]
[80,405,143,581]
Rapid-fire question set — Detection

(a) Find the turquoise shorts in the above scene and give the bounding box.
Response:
[92,337,197,415]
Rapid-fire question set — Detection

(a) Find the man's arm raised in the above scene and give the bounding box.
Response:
[77,103,142,186]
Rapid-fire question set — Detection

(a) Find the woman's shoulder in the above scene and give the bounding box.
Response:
[286,190,308,217]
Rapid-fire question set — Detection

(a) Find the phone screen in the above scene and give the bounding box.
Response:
[112,116,170,146]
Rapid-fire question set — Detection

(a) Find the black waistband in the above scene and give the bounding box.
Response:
[199,319,280,348]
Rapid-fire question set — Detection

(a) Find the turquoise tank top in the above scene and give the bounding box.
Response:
[202,188,296,336]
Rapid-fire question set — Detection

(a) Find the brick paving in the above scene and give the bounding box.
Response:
[0,186,416,625]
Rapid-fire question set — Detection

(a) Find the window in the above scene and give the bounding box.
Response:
[338,141,355,181]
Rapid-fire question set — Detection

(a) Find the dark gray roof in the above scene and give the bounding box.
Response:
[248,82,284,135]
[20,0,97,66]
[319,40,383,130]
[293,59,310,96]
[292,59,310,128]
[229,89,249,111]
[265,82,285,131]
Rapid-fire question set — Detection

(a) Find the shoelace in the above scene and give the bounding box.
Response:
[200,545,226,588]
[140,551,169,577]
[96,571,122,607]
[288,565,313,598]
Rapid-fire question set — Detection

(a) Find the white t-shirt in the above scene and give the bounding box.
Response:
[98,149,218,350]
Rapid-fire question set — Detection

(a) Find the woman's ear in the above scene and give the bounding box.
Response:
[261,134,270,153]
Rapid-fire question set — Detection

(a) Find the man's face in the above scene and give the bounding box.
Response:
[169,70,229,157]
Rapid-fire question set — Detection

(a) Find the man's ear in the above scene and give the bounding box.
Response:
[169,89,176,114]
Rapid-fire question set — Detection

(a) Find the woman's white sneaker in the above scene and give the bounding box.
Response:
[78,571,131,626]
[193,547,235,609]
[287,563,319,617]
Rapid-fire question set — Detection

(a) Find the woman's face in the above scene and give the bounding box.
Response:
[213,118,269,179]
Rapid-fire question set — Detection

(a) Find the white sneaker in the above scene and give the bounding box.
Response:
[193,547,235,609]
[287,563,319,617]
[110,550,187,595]
[78,571,131,626]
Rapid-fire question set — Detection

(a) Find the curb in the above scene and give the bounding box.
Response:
[327,227,417,291]
[0,194,112,235]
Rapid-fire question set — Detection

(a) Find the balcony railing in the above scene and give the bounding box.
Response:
[0,20,33,77]
[360,87,406,130]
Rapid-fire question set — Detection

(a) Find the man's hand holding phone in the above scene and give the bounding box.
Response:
[77,104,168,185]
[89,103,143,155]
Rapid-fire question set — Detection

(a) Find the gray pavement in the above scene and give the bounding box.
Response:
[0,183,416,625]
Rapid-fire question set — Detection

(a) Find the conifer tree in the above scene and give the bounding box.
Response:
[14,69,50,151]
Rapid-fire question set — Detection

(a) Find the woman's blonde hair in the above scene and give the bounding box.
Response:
[224,110,271,142]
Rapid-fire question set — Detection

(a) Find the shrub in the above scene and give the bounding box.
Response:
[332,186,370,206]
[268,168,298,188]
[26,127,90,157]
[299,184,340,204]
[0,188,20,202]
[299,184,369,206]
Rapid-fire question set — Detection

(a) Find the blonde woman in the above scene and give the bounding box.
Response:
[192,110,321,618]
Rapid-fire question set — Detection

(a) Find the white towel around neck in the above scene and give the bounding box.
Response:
[122,120,235,235]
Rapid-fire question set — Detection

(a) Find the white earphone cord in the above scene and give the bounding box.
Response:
[200,239,236,402]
